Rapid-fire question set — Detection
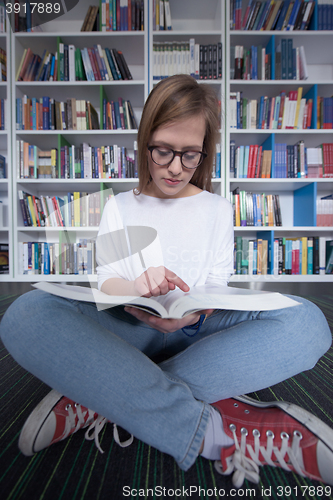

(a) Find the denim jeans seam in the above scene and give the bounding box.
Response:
[178,402,209,468]
[162,370,193,389]
[160,322,247,368]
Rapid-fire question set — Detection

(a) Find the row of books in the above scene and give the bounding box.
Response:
[80,5,101,31]
[318,1,333,29]
[16,96,99,131]
[230,142,271,178]
[273,236,333,275]
[16,45,133,82]
[0,98,6,130]
[212,144,222,179]
[61,144,137,179]
[230,141,333,178]
[99,0,144,31]
[230,88,313,130]
[231,40,308,80]
[0,3,6,33]
[273,142,333,178]
[230,0,315,31]
[16,48,57,82]
[234,236,270,275]
[18,235,333,277]
[16,95,138,132]
[18,190,113,228]
[18,240,97,276]
[102,98,138,130]
[64,44,132,82]
[17,141,138,180]
[14,0,144,32]
[14,1,53,32]
[230,189,282,227]
[0,154,5,178]
[317,96,333,129]
[316,196,333,227]
[0,199,4,226]
[152,0,172,31]
[307,144,333,178]
[234,235,333,275]
[0,243,8,274]
[153,41,223,81]
[0,48,6,81]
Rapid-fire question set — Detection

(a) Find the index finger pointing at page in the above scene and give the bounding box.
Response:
[164,269,190,292]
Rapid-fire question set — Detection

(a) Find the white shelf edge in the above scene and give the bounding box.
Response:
[16,129,138,135]
[14,31,146,38]
[230,178,333,182]
[16,178,139,183]
[229,129,333,134]
[230,30,333,36]
[230,274,333,282]
[234,226,333,231]
[16,80,146,86]
[230,79,333,85]
[153,30,222,36]
[15,274,98,282]
[17,226,99,231]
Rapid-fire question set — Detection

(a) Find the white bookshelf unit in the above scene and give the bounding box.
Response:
[225,1,333,282]
[0,21,11,281]
[1,0,332,283]
[11,0,148,281]
[149,0,226,198]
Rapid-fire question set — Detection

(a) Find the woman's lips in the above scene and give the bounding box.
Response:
[164,178,181,185]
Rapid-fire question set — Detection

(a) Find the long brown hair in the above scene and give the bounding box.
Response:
[135,74,220,195]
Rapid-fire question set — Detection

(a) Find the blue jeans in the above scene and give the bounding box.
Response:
[0,290,331,471]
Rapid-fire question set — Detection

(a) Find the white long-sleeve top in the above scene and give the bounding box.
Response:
[96,190,234,290]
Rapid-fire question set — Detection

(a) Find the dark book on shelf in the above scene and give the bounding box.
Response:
[0,243,9,274]
[0,154,5,178]
[81,5,93,31]
[313,236,320,274]
[84,5,99,31]
[87,102,100,130]
[326,240,333,274]
[116,50,133,80]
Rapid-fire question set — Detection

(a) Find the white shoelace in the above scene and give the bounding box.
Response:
[214,424,305,488]
[85,418,134,453]
[65,403,133,453]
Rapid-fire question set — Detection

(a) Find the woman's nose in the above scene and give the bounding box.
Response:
[167,154,183,174]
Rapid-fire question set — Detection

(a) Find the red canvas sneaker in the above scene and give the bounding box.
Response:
[212,395,333,488]
[18,389,133,456]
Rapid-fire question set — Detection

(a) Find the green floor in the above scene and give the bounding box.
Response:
[0,290,333,500]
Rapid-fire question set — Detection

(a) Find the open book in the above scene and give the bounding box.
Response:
[32,282,300,319]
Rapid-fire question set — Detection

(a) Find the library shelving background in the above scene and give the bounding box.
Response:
[0,0,332,295]
[0,2,333,500]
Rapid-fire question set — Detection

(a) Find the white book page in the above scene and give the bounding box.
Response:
[32,282,300,318]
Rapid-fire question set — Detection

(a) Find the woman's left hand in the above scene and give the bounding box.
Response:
[124,307,215,334]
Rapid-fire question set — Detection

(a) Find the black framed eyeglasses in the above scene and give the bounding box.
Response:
[148,146,207,169]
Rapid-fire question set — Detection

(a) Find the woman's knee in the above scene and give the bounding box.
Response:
[0,289,62,346]
[283,295,332,359]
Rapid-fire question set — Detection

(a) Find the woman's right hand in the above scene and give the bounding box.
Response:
[133,266,190,298]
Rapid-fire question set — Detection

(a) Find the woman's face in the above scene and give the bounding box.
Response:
[144,114,206,199]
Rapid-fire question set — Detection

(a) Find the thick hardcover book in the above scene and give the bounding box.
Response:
[33,282,299,317]
[117,50,133,79]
